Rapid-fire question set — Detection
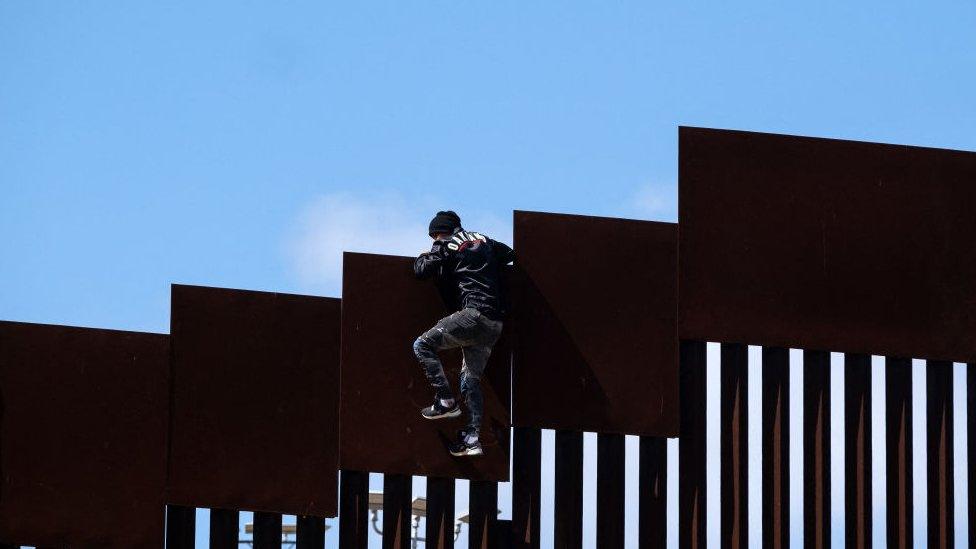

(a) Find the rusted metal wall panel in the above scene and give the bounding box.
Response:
[296,516,326,549]
[382,475,412,549]
[468,481,498,549]
[167,284,341,517]
[166,505,196,549]
[679,340,707,549]
[926,360,954,549]
[0,321,168,548]
[596,433,625,549]
[885,357,913,549]
[512,210,678,436]
[679,127,976,362]
[720,343,748,549]
[761,347,789,549]
[253,513,283,549]
[845,353,872,549]
[510,427,541,549]
[802,350,830,549]
[338,470,368,549]
[638,436,667,549]
[425,477,456,549]
[553,430,583,549]
[339,252,511,481]
[210,508,240,549]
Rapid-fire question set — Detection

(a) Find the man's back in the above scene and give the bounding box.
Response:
[414,227,514,319]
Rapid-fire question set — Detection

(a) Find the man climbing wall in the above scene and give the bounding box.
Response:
[412,210,515,456]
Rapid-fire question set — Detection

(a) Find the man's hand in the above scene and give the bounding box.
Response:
[430,240,453,258]
[414,246,446,279]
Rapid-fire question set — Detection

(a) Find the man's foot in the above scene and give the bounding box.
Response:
[421,398,461,420]
[448,429,483,457]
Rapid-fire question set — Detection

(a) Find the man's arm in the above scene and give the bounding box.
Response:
[491,239,515,266]
[414,252,442,279]
[414,241,451,279]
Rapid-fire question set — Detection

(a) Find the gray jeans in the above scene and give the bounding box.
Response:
[413,307,503,434]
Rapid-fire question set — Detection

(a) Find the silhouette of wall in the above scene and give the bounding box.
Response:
[0,321,168,548]
[512,210,678,436]
[679,126,976,362]
[167,284,341,516]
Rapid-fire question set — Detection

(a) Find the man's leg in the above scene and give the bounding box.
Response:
[459,318,503,439]
[460,345,491,437]
[413,310,480,402]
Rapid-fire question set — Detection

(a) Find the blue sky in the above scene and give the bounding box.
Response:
[2,2,973,547]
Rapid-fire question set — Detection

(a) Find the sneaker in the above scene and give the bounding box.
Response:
[421,399,461,420]
[448,430,483,457]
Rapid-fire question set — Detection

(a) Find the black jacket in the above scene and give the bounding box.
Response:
[413,227,515,319]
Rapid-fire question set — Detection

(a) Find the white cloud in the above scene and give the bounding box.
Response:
[286,190,513,294]
[631,181,678,222]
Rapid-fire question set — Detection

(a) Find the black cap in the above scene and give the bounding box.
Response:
[428,210,461,236]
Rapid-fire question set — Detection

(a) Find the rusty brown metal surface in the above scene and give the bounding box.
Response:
[339,470,368,549]
[553,430,583,549]
[596,433,625,549]
[210,508,240,549]
[382,474,412,549]
[339,252,511,480]
[496,520,513,549]
[511,427,541,549]
[468,481,498,549]
[512,210,678,436]
[166,505,196,549]
[926,360,954,549]
[679,340,707,549]
[679,127,976,363]
[885,357,913,549]
[254,512,283,549]
[425,477,456,549]
[0,321,169,548]
[720,343,748,549]
[802,350,830,549]
[845,353,872,549]
[167,284,341,517]
[296,516,326,549]
[638,436,667,549]
[761,347,789,549]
